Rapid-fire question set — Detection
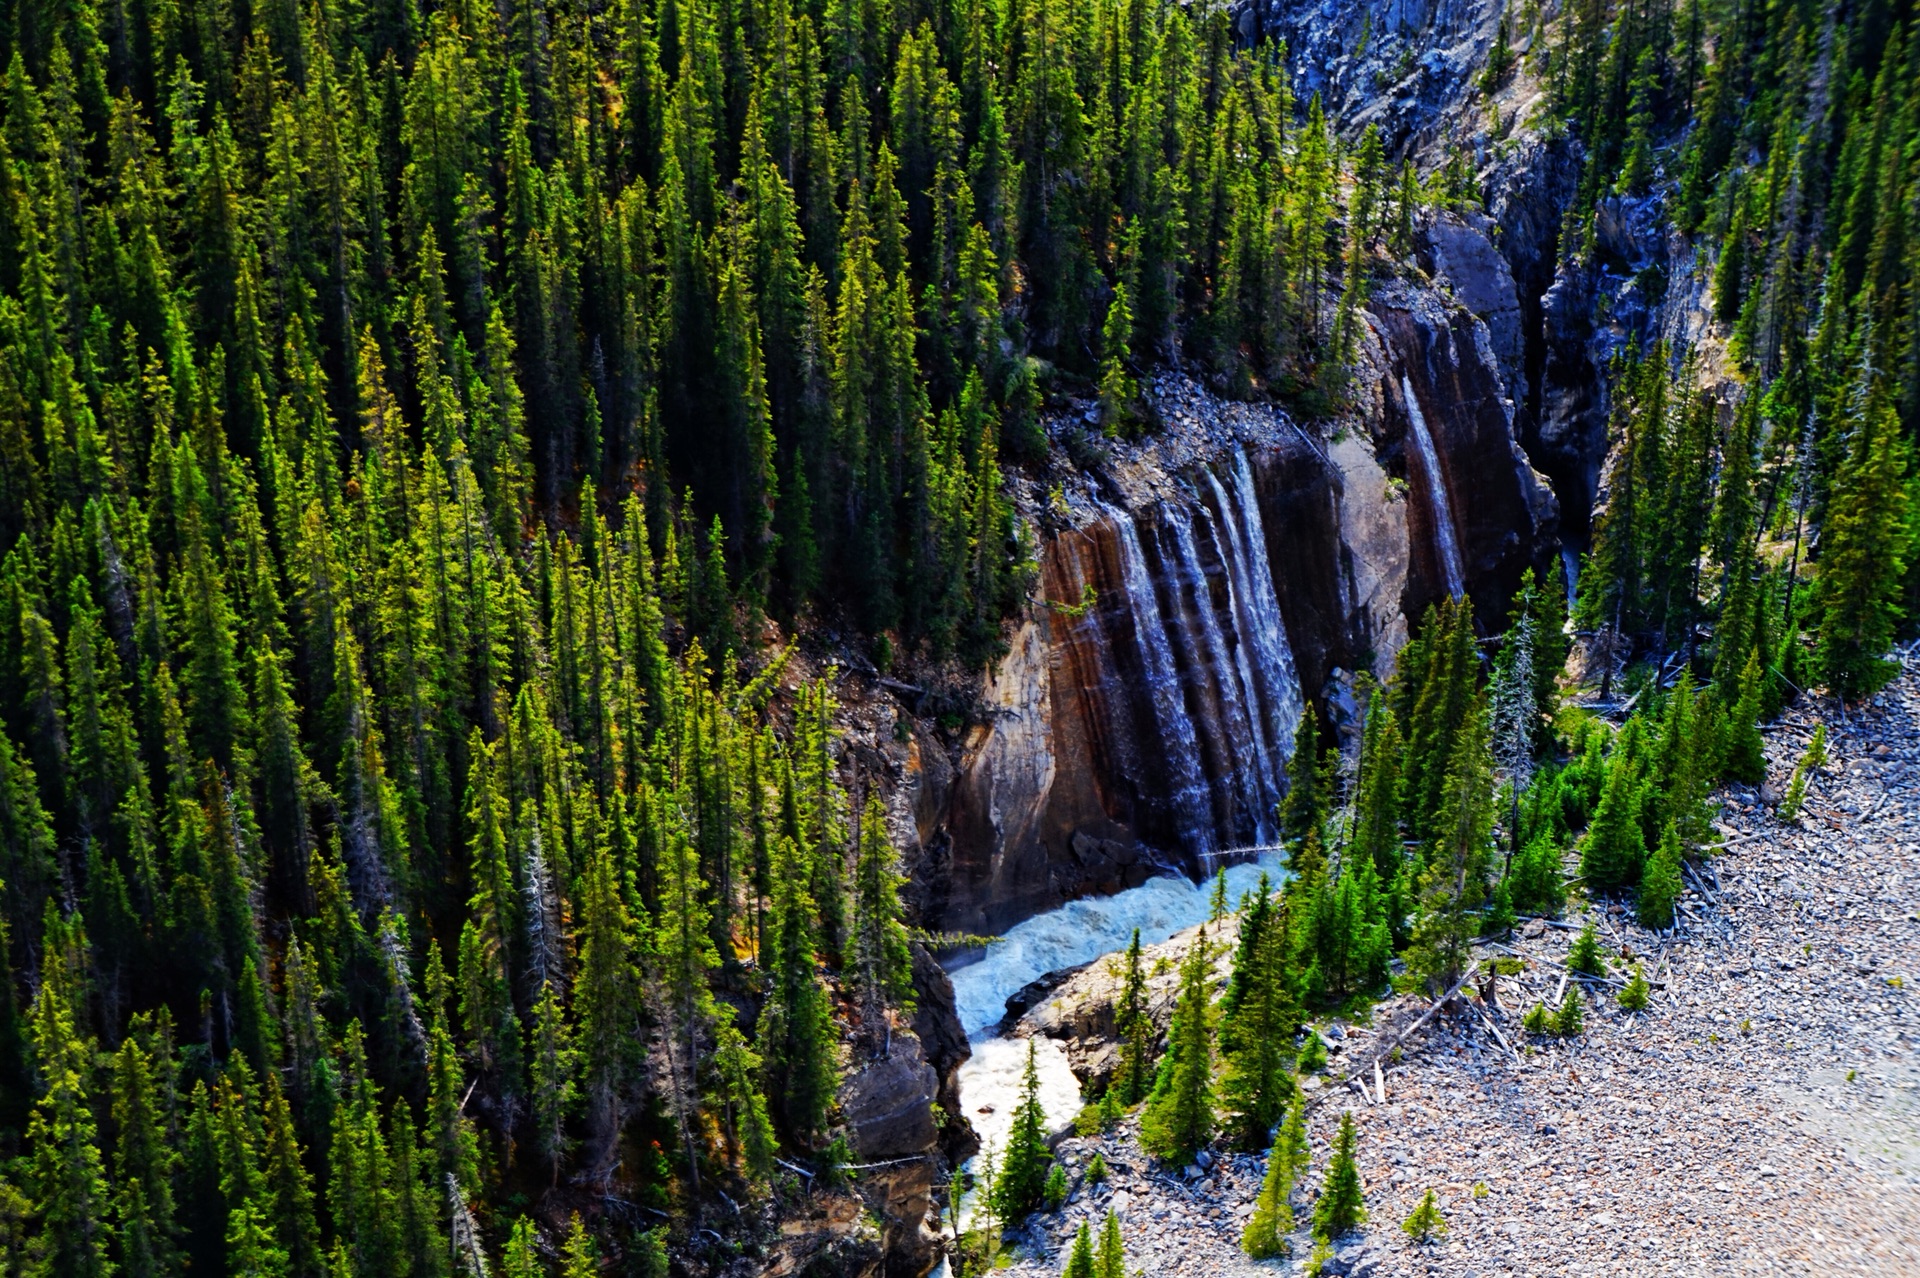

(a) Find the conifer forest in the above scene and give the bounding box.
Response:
[0,0,1915,1267]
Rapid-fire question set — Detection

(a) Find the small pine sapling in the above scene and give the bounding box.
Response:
[1086,1151,1107,1183]
[1617,963,1651,1011]
[1297,1031,1328,1073]
[1777,724,1828,822]
[1522,1001,1553,1034]
[1554,985,1584,1036]
[1567,921,1606,976]
[1402,1187,1447,1241]
[1044,1163,1069,1211]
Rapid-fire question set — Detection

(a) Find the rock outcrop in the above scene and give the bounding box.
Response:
[911,279,1559,938]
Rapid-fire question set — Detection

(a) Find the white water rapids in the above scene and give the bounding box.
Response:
[947,853,1286,1223]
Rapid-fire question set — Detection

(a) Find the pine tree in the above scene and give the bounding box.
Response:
[1407,702,1494,993]
[1617,962,1652,1011]
[1311,1112,1367,1241]
[1221,886,1295,1148]
[1113,928,1151,1105]
[1064,1220,1096,1278]
[1278,712,1332,859]
[1402,1187,1447,1241]
[1139,928,1216,1164]
[528,981,578,1183]
[1240,1121,1295,1258]
[1098,282,1139,436]
[1580,722,1647,892]
[25,908,113,1278]
[1567,921,1606,976]
[1095,1209,1125,1278]
[990,1040,1053,1221]
[1554,985,1585,1036]
[852,792,914,1052]
[1638,821,1685,929]
[1812,398,1915,701]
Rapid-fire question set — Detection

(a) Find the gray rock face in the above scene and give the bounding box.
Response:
[839,1031,944,1276]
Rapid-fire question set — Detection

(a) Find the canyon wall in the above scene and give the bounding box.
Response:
[908,277,1558,938]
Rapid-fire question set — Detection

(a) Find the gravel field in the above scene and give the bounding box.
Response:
[992,663,1920,1277]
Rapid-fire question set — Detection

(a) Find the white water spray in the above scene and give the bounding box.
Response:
[1108,505,1216,859]
[1402,375,1466,598]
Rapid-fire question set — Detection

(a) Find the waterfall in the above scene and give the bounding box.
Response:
[1108,505,1217,861]
[1223,448,1305,774]
[1160,504,1268,863]
[1402,374,1466,598]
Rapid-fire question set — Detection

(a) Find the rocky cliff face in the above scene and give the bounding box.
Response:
[907,267,1559,938]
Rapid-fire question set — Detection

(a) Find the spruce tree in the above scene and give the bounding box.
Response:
[1580,722,1648,893]
[1402,1187,1447,1241]
[1567,921,1606,976]
[1311,1112,1367,1241]
[1407,702,1494,993]
[989,1040,1053,1221]
[1064,1221,1096,1278]
[1554,985,1585,1036]
[1812,398,1915,701]
[1095,1209,1125,1278]
[1240,1122,1296,1259]
[1140,928,1216,1164]
[1113,928,1151,1105]
[1638,822,1685,929]
[852,792,915,1052]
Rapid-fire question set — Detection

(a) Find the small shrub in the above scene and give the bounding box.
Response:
[1778,724,1828,821]
[1554,986,1584,1037]
[1617,963,1650,1011]
[1043,1163,1069,1211]
[1085,1152,1107,1184]
[1567,921,1606,976]
[1297,1032,1328,1073]
[1402,1187,1447,1241]
[1523,1002,1553,1034]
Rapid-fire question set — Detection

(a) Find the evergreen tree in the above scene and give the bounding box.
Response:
[1311,1112,1367,1241]
[1567,921,1606,976]
[1095,1210,1125,1278]
[1402,1187,1447,1241]
[1064,1221,1096,1278]
[1638,822,1685,929]
[1114,928,1151,1105]
[1240,1122,1296,1259]
[851,792,914,1052]
[1139,928,1216,1164]
[1812,398,1915,701]
[1407,702,1494,993]
[989,1040,1053,1221]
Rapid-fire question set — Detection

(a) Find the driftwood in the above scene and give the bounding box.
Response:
[1309,962,1480,1113]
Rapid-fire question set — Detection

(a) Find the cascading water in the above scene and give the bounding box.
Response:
[1159,503,1268,870]
[1218,449,1305,783]
[1191,488,1282,843]
[943,456,1308,1230]
[1108,505,1217,862]
[1402,374,1466,598]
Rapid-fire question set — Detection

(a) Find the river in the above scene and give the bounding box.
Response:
[943,852,1286,1221]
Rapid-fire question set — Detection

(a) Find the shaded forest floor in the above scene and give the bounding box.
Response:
[994,661,1920,1276]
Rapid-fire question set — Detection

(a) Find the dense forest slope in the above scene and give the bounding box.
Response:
[0,0,1915,1272]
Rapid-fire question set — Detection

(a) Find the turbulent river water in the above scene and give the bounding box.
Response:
[943,853,1287,1220]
